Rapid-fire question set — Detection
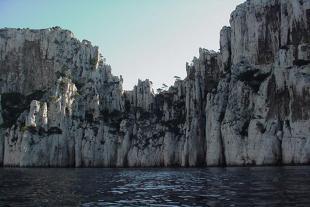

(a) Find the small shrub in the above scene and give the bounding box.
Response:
[49,96,59,102]
[293,59,310,67]
[74,91,80,99]
[20,125,37,134]
[20,125,28,132]
[48,127,62,135]
[90,57,97,69]
[74,82,84,90]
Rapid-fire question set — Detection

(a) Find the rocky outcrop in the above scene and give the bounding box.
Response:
[0,0,309,167]
[0,95,4,166]
[205,0,310,166]
[124,79,155,112]
[230,0,310,66]
[183,49,220,166]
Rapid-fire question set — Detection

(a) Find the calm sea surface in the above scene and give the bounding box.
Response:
[0,166,310,206]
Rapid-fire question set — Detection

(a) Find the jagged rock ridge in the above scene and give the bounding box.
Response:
[0,0,309,167]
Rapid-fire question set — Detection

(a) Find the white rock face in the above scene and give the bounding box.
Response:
[220,26,232,73]
[0,0,309,167]
[26,101,41,127]
[182,48,220,166]
[203,0,310,166]
[205,77,230,166]
[0,95,3,166]
[124,79,155,111]
[230,0,310,66]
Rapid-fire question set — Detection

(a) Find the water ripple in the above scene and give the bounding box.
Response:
[0,167,310,206]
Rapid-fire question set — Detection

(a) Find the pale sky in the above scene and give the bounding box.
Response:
[0,0,244,90]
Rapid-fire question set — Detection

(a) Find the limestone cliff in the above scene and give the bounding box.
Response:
[0,0,309,167]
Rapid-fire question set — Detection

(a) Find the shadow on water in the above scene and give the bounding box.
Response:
[0,166,310,206]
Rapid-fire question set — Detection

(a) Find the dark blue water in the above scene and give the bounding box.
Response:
[0,167,310,206]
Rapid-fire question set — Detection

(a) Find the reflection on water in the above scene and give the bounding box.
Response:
[0,166,310,206]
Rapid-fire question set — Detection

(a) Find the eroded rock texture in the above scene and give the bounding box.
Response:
[0,0,309,167]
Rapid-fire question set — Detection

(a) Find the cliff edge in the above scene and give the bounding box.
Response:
[0,0,309,167]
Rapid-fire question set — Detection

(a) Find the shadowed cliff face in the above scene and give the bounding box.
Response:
[0,0,309,167]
